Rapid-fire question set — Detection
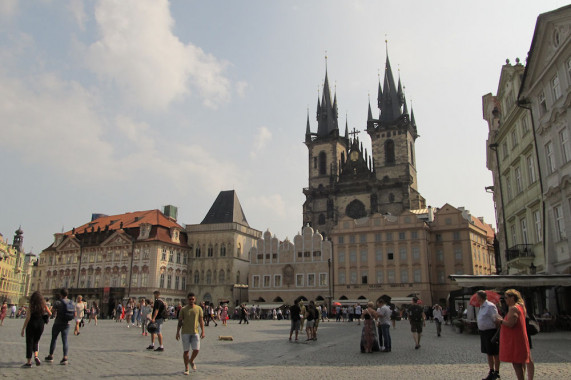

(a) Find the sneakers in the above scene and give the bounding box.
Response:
[34,356,41,366]
[154,347,164,352]
[483,369,500,380]
[60,358,68,365]
[44,355,54,363]
[146,345,155,350]
[21,363,32,368]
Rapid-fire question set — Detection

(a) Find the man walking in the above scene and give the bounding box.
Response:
[433,304,444,337]
[476,290,501,380]
[409,297,425,349]
[147,290,166,352]
[377,297,392,352]
[238,304,249,324]
[288,299,301,341]
[45,288,73,365]
[176,292,205,375]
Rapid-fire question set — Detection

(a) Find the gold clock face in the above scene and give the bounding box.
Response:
[350,151,359,161]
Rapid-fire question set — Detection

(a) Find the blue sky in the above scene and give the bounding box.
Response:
[1,0,567,253]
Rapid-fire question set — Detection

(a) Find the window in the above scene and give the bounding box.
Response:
[338,236,344,244]
[319,273,327,286]
[515,167,523,193]
[361,272,368,284]
[453,231,461,240]
[376,270,383,283]
[436,249,444,262]
[511,130,518,149]
[160,273,165,288]
[414,269,421,283]
[360,250,367,264]
[399,247,407,261]
[272,275,281,287]
[338,251,345,264]
[521,218,529,244]
[220,245,226,257]
[296,274,304,287]
[207,247,213,257]
[374,233,382,242]
[193,271,199,284]
[435,234,442,242]
[387,269,395,283]
[527,155,537,183]
[349,235,356,243]
[349,250,357,263]
[506,177,513,201]
[195,247,201,258]
[318,152,327,175]
[162,248,167,261]
[131,273,138,287]
[375,248,383,262]
[252,276,260,288]
[560,129,571,163]
[553,74,561,100]
[412,247,420,261]
[437,271,445,284]
[166,274,171,288]
[339,272,346,284]
[175,275,180,290]
[350,271,357,284]
[401,269,409,283]
[181,277,186,290]
[308,273,315,287]
[399,232,406,240]
[511,225,517,246]
[538,91,547,116]
[219,270,225,283]
[521,116,529,135]
[360,234,367,243]
[533,210,542,242]
[263,275,270,287]
[546,141,556,173]
[454,248,462,261]
[169,250,174,262]
[554,205,566,240]
[411,231,418,239]
[387,251,394,260]
[386,232,393,241]
[502,142,508,160]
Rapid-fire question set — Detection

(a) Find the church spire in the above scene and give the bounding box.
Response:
[316,59,339,137]
[379,50,403,123]
[368,96,373,121]
[403,95,409,116]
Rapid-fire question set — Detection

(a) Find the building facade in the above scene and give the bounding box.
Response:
[303,53,425,237]
[33,208,189,316]
[248,227,332,306]
[0,229,28,305]
[186,191,261,308]
[483,60,545,275]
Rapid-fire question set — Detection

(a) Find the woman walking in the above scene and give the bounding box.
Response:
[89,302,99,326]
[140,299,151,336]
[496,289,530,380]
[74,295,85,336]
[21,291,52,367]
[124,299,134,328]
[220,304,228,326]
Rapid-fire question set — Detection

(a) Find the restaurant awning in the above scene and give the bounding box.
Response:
[449,274,571,287]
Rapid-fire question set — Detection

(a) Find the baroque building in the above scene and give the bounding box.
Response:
[186,191,261,307]
[303,53,425,237]
[0,229,28,305]
[33,207,189,316]
[483,59,544,275]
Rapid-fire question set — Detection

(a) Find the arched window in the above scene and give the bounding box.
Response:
[196,246,201,258]
[193,271,199,284]
[319,151,327,175]
[206,270,212,284]
[219,270,225,283]
[220,245,226,257]
[385,140,395,164]
[212,270,217,284]
[207,246,214,257]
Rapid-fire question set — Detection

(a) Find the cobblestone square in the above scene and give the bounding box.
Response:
[1,318,570,379]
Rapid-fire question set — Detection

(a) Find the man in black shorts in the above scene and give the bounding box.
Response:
[476,290,500,380]
[288,299,301,341]
[408,297,425,349]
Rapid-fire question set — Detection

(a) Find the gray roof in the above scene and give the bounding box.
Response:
[201,190,249,226]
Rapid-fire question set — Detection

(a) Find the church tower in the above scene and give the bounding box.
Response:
[366,51,424,215]
[303,67,349,233]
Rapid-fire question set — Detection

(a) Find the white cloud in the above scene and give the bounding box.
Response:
[250,126,272,158]
[68,0,87,30]
[85,0,231,110]
[256,194,287,218]
[0,0,18,18]
[236,81,248,98]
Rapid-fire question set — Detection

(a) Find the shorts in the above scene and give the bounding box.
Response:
[290,319,301,332]
[410,320,423,333]
[182,333,200,352]
[154,318,164,334]
[306,320,315,328]
[480,329,499,355]
[75,317,83,323]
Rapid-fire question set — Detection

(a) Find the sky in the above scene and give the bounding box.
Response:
[1,0,568,254]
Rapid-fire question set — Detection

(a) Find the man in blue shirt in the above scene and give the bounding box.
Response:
[476,290,500,380]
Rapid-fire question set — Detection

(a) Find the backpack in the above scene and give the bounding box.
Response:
[409,305,423,322]
[161,300,169,319]
[62,299,75,321]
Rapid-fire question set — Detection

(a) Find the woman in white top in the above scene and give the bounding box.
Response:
[74,295,85,336]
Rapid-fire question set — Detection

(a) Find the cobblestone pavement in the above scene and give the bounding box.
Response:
[1,317,570,379]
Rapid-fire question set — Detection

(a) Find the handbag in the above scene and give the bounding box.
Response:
[42,314,50,324]
[527,318,540,336]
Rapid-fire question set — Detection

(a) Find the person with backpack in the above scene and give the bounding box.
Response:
[409,297,426,350]
[147,290,166,352]
[45,288,74,365]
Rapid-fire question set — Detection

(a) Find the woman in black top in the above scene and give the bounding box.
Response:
[21,291,51,367]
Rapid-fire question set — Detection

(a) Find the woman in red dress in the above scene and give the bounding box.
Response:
[497,289,530,380]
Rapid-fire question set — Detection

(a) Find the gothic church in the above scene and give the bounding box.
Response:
[303,53,426,236]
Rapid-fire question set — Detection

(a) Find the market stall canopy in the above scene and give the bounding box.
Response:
[449,274,571,287]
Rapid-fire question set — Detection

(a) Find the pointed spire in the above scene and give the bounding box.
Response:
[379,48,403,123]
[403,95,409,115]
[345,115,349,137]
[397,77,404,106]
[306,109,311,135]
[411,107,417,129]
[316,57,339,137]
[368,94,373,121]
[377,71,383,110]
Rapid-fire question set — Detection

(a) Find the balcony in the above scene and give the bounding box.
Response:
[505,244,534,269]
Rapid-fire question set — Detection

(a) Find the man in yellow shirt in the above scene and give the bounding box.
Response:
[175,293,205,375]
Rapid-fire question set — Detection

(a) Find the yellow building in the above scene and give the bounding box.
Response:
[0,229,27,305]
